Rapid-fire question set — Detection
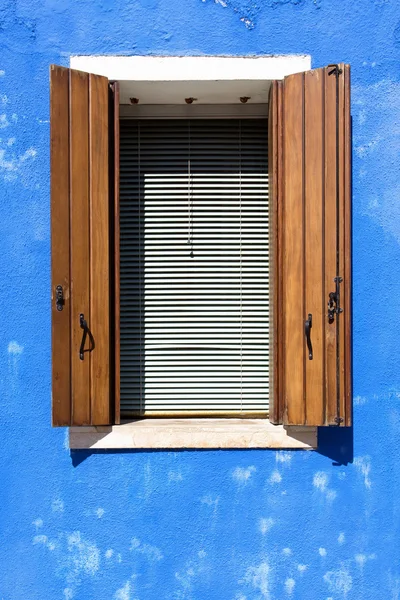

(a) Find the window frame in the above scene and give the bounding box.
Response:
[51,56,350,448]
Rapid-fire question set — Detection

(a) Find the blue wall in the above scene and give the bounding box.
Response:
[1,0,400,598]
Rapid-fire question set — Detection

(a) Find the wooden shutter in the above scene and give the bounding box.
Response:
[50,65,117,426]
[270,64,351,427]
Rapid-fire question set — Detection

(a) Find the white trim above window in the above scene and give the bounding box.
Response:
[70,55,311,81]
[70,55,311,106]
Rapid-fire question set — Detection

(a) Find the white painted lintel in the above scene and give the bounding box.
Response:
[70,55,311,82]
[69,419,317,450]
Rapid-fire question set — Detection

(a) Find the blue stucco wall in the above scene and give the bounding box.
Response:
[1,0,400,598]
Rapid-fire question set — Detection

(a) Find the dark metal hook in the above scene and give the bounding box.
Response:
[305,313,313,360]
[79,313,95,360]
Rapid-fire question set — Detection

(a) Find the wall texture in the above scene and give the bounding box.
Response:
[1,0,400,598]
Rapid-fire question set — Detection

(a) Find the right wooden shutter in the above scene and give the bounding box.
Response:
[274,64,351,427]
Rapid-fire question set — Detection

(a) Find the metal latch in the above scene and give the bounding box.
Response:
[55,285,64,312]
[328,277,343,324]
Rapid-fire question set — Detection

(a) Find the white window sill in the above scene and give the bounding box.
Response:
[69,419,317,450]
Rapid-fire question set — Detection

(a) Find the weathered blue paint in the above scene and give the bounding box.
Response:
[0,1,399,598]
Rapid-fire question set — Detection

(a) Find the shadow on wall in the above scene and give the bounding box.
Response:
[70,426,353,467]
[316,425,353,466]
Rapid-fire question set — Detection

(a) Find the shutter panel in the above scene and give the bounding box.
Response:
[119,118,270,416]
[50,65,114,426]
[272,64,351,427]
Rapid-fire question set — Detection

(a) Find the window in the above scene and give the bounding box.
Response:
[119,118,269,418]
[50,60,351,435]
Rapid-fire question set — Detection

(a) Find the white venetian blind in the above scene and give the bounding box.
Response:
[120,118,269,416]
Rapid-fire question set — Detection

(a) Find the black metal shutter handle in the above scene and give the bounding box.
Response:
[79,313,88,360]
[305,313,313,360]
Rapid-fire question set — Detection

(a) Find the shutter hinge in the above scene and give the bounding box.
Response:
[328,276,343,324]
[327,64,343,77]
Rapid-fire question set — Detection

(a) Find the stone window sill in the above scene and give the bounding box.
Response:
[69,419,317,450]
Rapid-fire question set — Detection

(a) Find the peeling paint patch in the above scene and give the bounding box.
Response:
[275,452,292,464]
[323,565,352,595]
[32,518,43,529]
[338,532,345,545]
[168,470,183,482]
[0,114,9,128]
[52,499,64,513]
[67,531,100,577]
[63,589,74,600]
[241,561,272,599]
[200,0,258,29]
[130,537,163,561]
[355,553,376,568]
[297,564,307,573]
[63,429,70,451]
[8,341,23,355]
[232,465,256,483]
[319,548,327,557]
[115,580,131,600]
[354,395,367,405]
[33,534,56,551]
[313,472,337,501]
[96,508,105,518]
[174,551,207,596]
[285,578,295,595]
[0,144,37,183]
[282,548,292,556]
[354,456,372,489]
[259,517,274,535]
[269,470,282,484]
[105,549,114,559]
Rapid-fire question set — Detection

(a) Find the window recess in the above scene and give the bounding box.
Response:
[50,62,351,430]
[119,118,269,417]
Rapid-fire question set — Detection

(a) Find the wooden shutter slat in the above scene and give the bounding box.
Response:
[89,74,111,424]
[272,63,351,427]
[70,69,91,426]
[343,65,352,427]
[51,65,114,427]
[51,66,71,426]
[283,72,305,425]
[324,67,338,424]
[269,81,284,425]
[304,68,324,424]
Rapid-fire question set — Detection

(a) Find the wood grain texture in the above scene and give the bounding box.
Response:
[70,69,91,426]
[283,72,305,425]
[268,81,284,425]
[343,65,352,426]
[50,65,114,427]
[112,82,121,425]
[304,69,324,425]
[324,67,338,425]
[50,65,71,426]
[281,64,351,427]
[89,74,111,424]
[338,64,346,426]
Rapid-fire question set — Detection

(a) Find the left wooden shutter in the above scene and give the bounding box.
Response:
[51,65,113,426]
